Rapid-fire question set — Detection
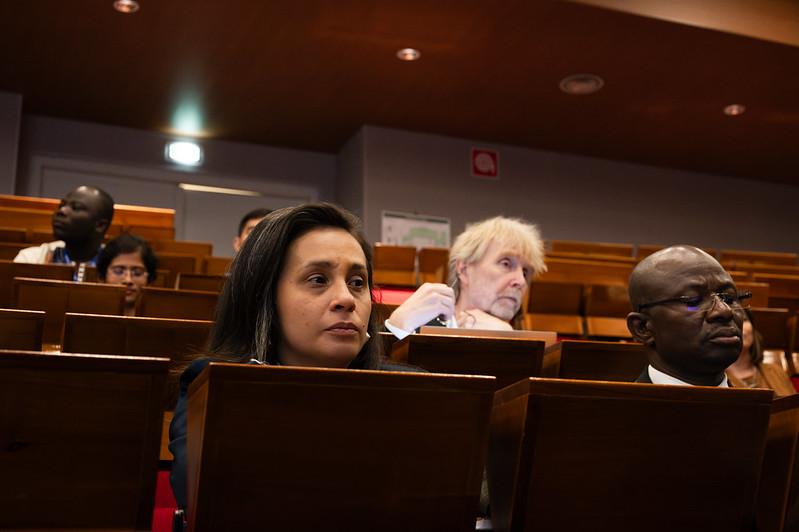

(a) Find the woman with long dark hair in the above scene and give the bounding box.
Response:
[168,203,416,509]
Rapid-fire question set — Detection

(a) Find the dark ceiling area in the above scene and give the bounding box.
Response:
[1,1,797,184]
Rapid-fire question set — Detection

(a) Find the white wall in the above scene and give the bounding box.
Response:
[0,92,22,194]
[359,126,799,252]
[16,116,337,255]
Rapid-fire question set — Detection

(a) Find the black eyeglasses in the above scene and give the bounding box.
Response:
[637,291,752,313]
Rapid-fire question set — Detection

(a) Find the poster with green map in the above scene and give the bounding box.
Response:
[380,210,450,248]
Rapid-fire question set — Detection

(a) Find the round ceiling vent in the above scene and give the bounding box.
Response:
[559,73,604,95]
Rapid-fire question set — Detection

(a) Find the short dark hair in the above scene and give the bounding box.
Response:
[96,233,158,283]
[93,187,115,226]
[237,208,272,236]
[210,203,381,368]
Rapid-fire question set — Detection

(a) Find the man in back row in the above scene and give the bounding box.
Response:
[385,215,547,339]
[626,245,750,387]
[15,185,115,280]
[233,208,272,253]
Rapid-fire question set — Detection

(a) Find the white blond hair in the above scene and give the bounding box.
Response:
[448,216,547,299]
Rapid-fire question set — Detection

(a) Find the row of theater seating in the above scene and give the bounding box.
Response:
[4,329,799,529]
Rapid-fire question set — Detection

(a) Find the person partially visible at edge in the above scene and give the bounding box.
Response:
[96,234,158,316]
[385,216,547,339]
[232,207,271,252]
[726,308,796,396]
[626,245,752,387]
[14,185,115,281]
[168,203,422,511]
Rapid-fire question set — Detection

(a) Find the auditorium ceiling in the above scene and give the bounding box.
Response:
[1,0,797,184]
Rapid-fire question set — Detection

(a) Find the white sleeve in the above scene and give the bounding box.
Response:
[384,319,413,340]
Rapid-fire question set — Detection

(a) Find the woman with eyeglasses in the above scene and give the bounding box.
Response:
[96,234,158,316]
[726,308,796,396]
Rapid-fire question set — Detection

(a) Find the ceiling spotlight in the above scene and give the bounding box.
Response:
[559,73,605,96]
[166,141,203,166]
[723,104,746,116]
[113,0,140,14]
[396,48,421,61]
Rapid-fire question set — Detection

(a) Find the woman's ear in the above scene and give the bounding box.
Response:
[627,312,655,346]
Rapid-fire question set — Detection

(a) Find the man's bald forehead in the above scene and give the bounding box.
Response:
[629,246,721,308]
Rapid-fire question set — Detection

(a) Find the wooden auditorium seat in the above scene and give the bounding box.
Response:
[0,242,28,260]
[488,378,773,531]
[0,260,75,307]
[185,363,495,531]
[138,286,218,321]
[750,307,797,374]
[542,339,647,381]
[719,249,798,266]
[156,252,199,287]
[0,308,45,351]
[373,243,417,287]
[417,246,449,284]
[539,257,633,285]
[524,280,584,336]
[549,240,633,257]
[175,272,226,292]
[583,283,633,339]
[0,226,27,242]
[756,393,799,532]
[390,333,546,390]
[0,350,168,530]
[753,273,799,310]
[150,239,213,257]
[202,255,233,275]
[547,251,637,264]
[62,313,212,408]
[13,277,126,345]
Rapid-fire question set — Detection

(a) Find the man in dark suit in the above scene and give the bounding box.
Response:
[626,245,751,387]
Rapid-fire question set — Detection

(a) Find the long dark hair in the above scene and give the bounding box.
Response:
[209,203,382,369]
[743,308,764,366]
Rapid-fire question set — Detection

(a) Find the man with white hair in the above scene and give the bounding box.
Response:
[385,216,546,339]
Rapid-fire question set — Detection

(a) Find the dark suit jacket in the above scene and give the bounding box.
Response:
[169,357,424,509]
[635,368,652,383]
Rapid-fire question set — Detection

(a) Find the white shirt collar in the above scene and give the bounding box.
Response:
[648,365,729,387]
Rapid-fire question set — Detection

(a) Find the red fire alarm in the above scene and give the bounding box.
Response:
[471,148,499,179]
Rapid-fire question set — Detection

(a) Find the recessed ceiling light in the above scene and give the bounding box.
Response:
[113,0,140,14]
[723,104,746,116]
[396,48,421,61]
[559,73,605,95]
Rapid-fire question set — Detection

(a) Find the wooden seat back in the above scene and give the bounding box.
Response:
[757,394,799,532]
[0,350,168,530]
[373,243,417,287]
[150,239,213,257]
[720,249,798,266]
[752,273,799,310]
[417,246,449,284]
[549,240,633,257]
[156,252,199,287]
[14,277,126,345]
[488,378,772,531]
[138,286,218,321]
[0,308,45,351]
[583,283,632,339]
[0,226,27,242]
[186,363,495,531]
[525,280,584,335]
[202,255,232,275]
[62,313,212,408]
[539,257,633,285]
[542,339,647,381]
[391,333,546,390]
[0,242,28,260]
[175,272,226,292]
[0,260,75,307]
